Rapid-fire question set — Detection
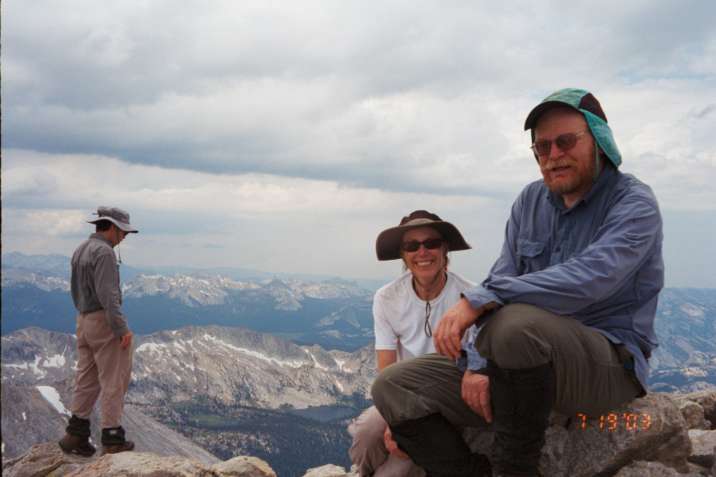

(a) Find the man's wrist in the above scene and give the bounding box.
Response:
[461,286,503,316]
[459,296,498,317]
[472,367,493,377]
[459,297,482,324]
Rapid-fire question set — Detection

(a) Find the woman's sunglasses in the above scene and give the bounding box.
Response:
[401,238,444,252]
[531,130,588,157]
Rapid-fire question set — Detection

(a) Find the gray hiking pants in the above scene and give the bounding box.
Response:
[372,304,642,430]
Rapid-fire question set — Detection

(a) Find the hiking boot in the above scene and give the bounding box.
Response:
[101,426,135,455]
[58,433,96,457]
[102,441,135,454]
[390,413,492,477]
[58,415,96,457]
[489,361,554,476]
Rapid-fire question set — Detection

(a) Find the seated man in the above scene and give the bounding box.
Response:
[349,210,476,477]
[372,89,663,477]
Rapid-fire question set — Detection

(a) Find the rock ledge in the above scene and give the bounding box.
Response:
[3,392,714,477]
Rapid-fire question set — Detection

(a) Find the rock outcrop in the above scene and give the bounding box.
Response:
[0,443,278,477]
[0,442,356,477]
[3,391,715,477]
[461,391,716,476]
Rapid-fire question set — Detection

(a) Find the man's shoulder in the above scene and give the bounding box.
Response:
[73,237,105,257]
[79,237,115,263]
[523,178,547,194]
[72,237,91,254]
[605,172,661,217]
[614,172,658,201]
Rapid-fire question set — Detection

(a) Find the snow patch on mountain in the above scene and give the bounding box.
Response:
[6,357,47,378]
[43,354,67,368]
[683,367,709,378]
[137,342,169,354]
[305,350,329,371]
[202,334,308,368]
[317,308,361,329]
[680,303,705,318]
[334,358,347,373]
[36,385,71,416]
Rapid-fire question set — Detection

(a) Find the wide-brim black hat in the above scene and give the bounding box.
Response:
[376,210,471,261]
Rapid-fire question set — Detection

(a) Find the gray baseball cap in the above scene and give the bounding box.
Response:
[87,206,139,233]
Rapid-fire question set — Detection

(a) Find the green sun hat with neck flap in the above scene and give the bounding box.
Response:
[523,88,622,168]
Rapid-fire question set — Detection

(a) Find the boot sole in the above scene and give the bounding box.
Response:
[58,441,96,457]
[101,442,135,455]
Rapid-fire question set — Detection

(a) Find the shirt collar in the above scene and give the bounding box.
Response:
[547,165,619,213]
[90,232,114,247]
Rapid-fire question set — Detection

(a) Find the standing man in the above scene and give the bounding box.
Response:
[372,89,663,476]
[59,206,138,456]
[349,210,484,477]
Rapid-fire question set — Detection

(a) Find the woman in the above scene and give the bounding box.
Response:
[349,210,475,477]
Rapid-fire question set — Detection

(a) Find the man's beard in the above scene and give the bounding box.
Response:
[543,160,596,198]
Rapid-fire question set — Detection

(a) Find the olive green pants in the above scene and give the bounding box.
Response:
[372,304,642,430]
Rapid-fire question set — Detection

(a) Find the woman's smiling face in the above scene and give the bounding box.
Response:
[401,226,447,285]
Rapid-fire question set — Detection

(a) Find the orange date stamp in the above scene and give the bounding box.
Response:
[575,413,651,431]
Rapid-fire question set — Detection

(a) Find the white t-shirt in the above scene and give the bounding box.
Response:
[373,270,476,361]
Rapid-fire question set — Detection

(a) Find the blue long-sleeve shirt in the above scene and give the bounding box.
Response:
[461,165,664,390]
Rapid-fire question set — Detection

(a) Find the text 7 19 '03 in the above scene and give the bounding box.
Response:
[575,413,652,431]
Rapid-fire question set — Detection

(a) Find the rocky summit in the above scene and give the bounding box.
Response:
[4,390,715,476]
[1,326,375,475]
[1,442,358,477]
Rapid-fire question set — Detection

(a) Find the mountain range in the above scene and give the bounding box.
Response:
[1,325,375,476]
[0,327,219,465]
[2,252,715,475]
[3,253,716,390]
[2,253,375,351]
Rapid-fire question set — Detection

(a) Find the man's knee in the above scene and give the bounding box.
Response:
[477,304,556,368]
[371,368,395,415]
[479,304,545,348]
[371,360,426,425]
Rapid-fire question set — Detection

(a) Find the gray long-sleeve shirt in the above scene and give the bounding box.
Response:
[461,165,664,390]
[71,233,129,338]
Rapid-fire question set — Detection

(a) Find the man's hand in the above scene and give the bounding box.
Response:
[434,298,481,359]
[119,331,133,350]
[462,371,492,423]
[383,425,409,459]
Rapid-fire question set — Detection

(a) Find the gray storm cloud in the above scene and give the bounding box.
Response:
[4,1,714,194]
[2,1,715,284]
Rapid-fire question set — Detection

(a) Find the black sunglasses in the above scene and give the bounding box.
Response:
[531,130,588,157]
[401,238,444,252]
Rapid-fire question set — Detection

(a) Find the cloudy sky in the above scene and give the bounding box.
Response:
[2,1,715,287]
